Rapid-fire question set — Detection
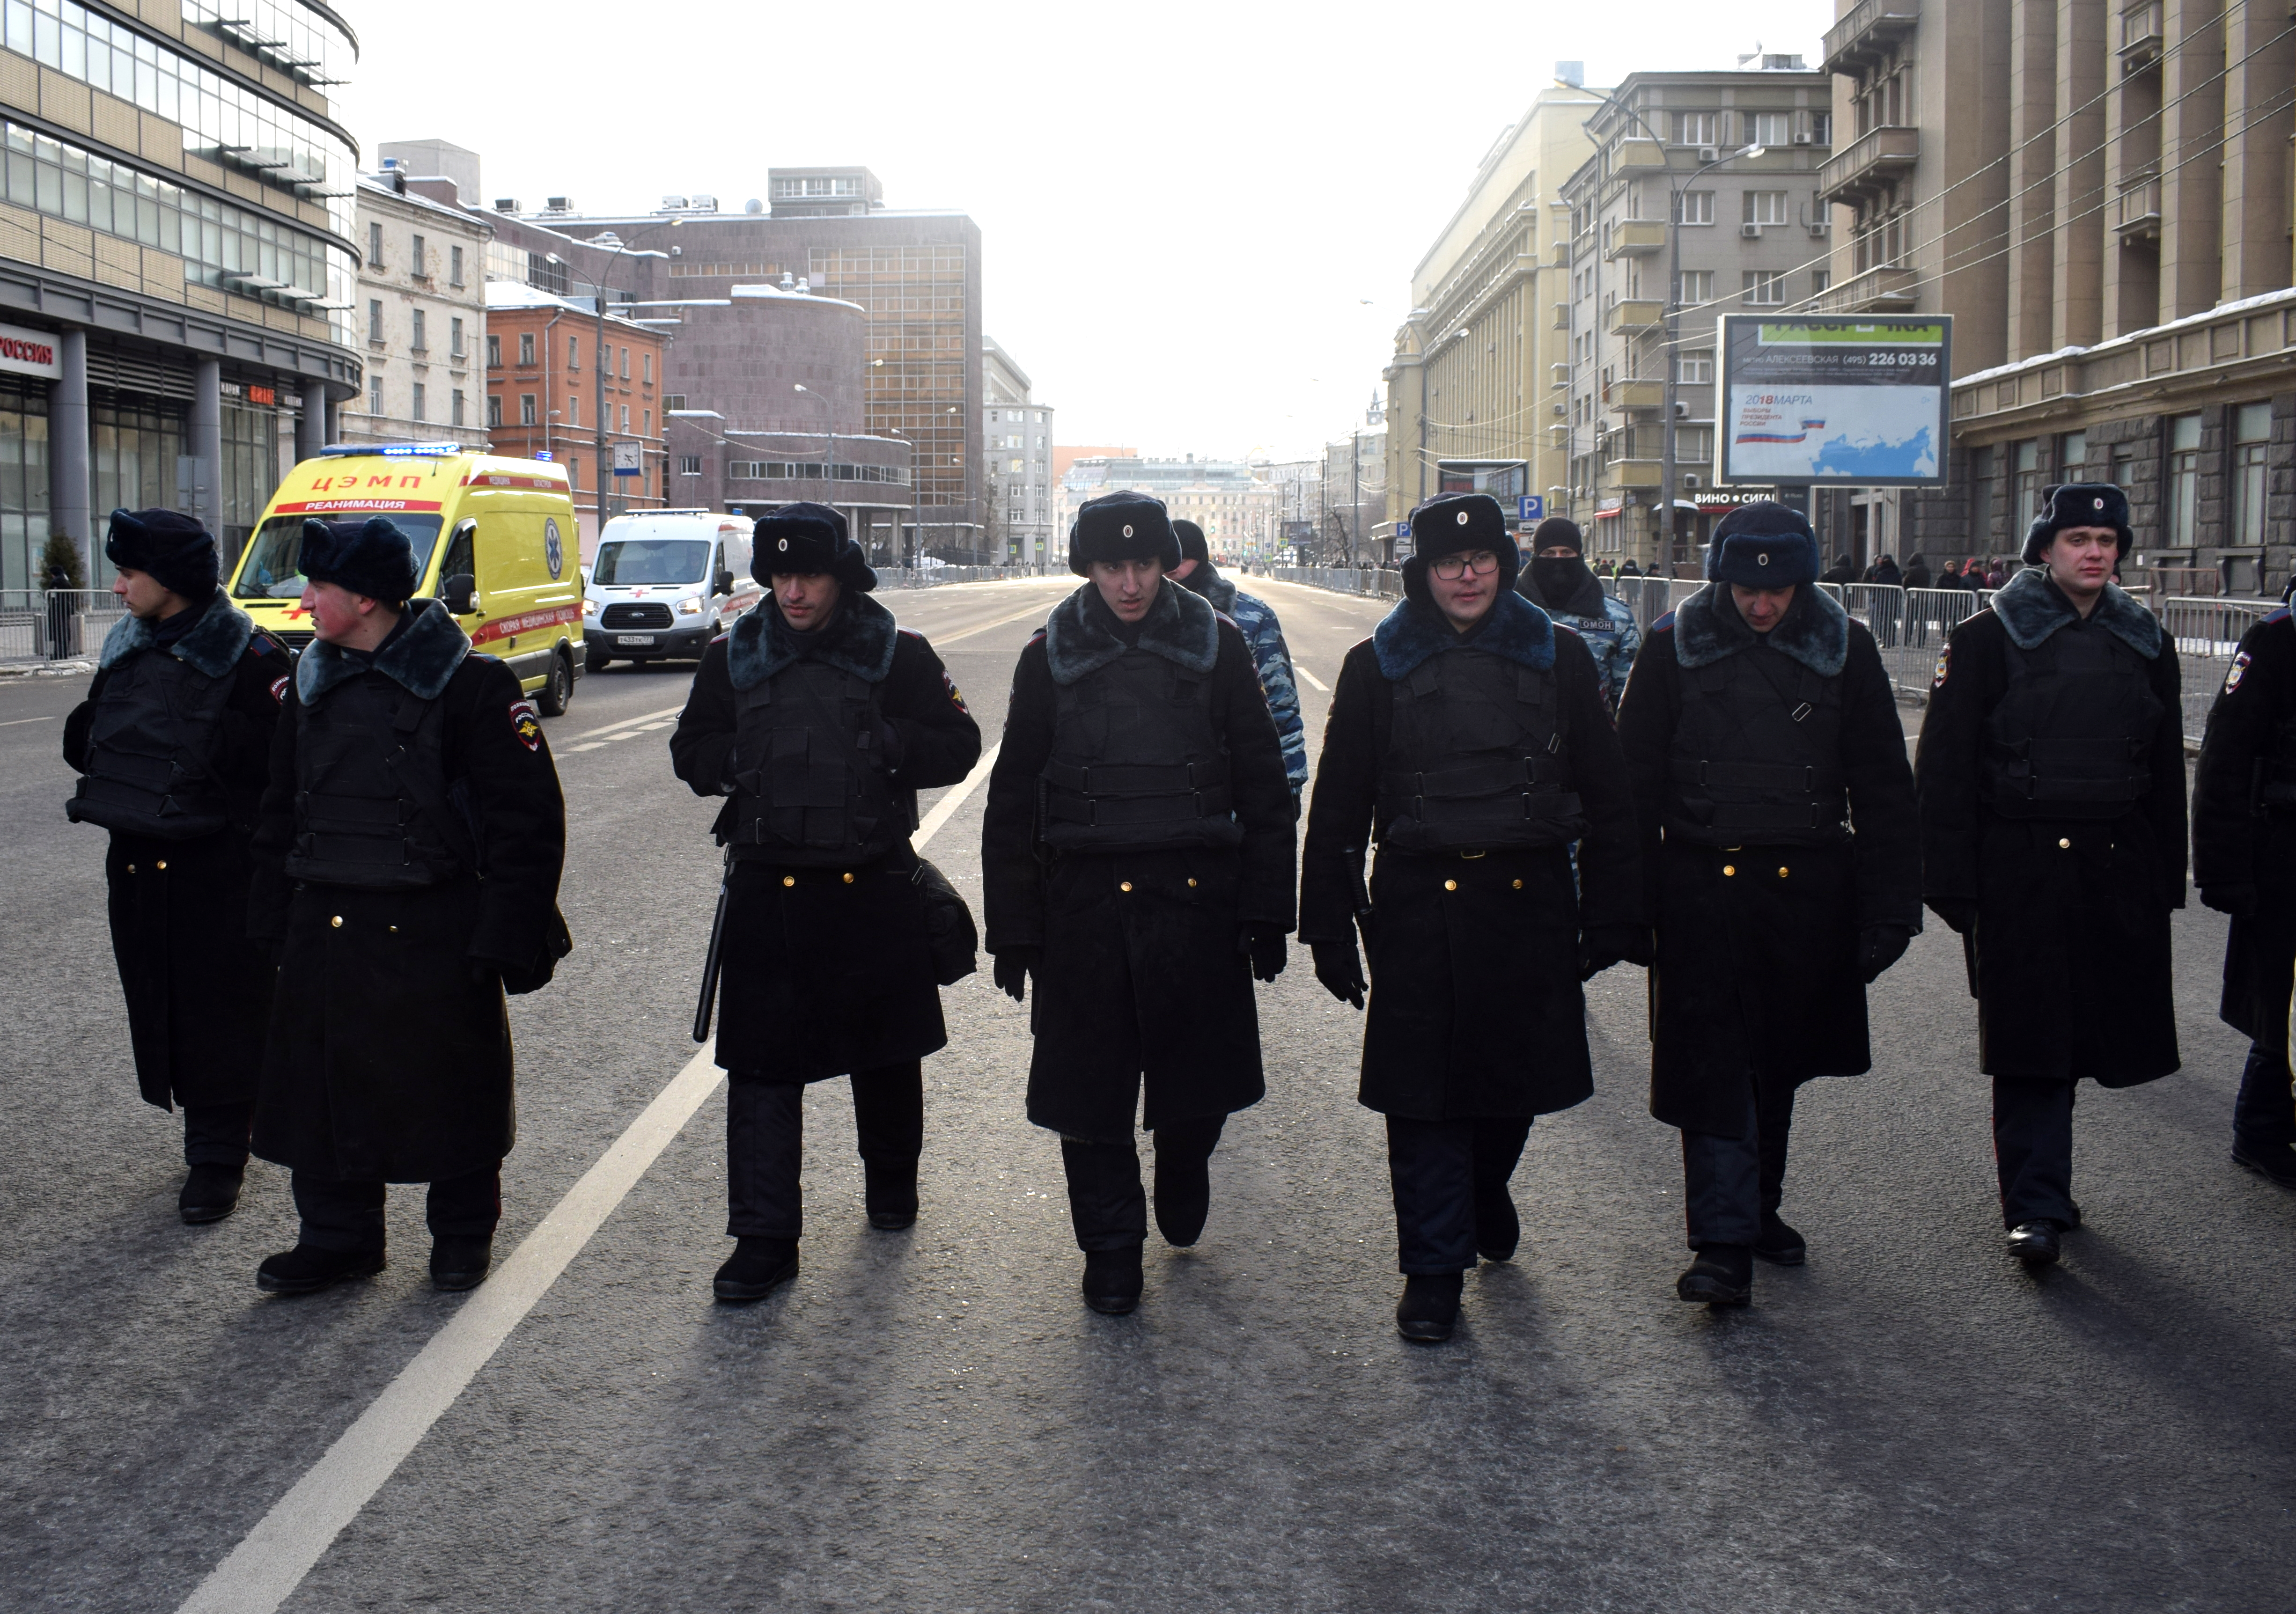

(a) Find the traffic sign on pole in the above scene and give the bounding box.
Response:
[1517,495,1545,522]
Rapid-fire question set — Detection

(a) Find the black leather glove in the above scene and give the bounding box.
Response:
[993,946,1040,1003]
[1311,939,1366,1010]
[1577,924,1652,982]
[1238,924,1287,983]
[2201,883,2259,917]
[467,959,500,990]
[1927,897,1977,936]
[1858,924,1913,984]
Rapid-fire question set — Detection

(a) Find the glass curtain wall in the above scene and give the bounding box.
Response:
[220,400,279,565]
[0,376,50,589]
[88,394,184,587]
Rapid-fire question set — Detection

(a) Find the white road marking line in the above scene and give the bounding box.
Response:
[0,713,58,726]
[173,746,995,1614]
[566,703,684,742]
[563,742,607,753]
[1296,668,1329,693]
[923,600,1052,648]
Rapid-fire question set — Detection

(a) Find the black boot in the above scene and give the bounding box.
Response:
[1396,1273,1464,1343]
[1473,1185,1520,1262]
[864,1161,919,1231]
[1677,1243,1753,1306]
[430,1234,494,1292]
[2233,1137,2296,1189]
[1153,1153,1211,1247]
[2006,1219,2064,1265]
[257,1244,385,1296]
[1753,1211,1806,1266]
[714,1236,800,1302]
[178,1163,243,1225]
[1082,1245,1144,1314]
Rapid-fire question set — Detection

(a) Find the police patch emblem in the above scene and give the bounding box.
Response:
[509,696,543,752]
[1932,643,1951,689]
[269,675,289,705]
[943,671,969,713]
[2224,650,2252,695]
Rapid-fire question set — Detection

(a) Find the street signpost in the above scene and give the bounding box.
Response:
[1516,495,1545,523]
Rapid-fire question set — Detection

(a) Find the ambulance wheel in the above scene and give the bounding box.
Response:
[537,649,574,717]
[585,646,612,674]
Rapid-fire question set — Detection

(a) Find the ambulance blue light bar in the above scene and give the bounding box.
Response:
[316,442,464,458]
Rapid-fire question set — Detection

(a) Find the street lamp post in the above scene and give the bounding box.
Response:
[793,383,834,529]
[586,219,680,537]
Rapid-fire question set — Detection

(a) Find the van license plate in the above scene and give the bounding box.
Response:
[615,634,656,646]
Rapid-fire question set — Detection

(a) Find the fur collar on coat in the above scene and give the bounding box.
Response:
[1988,565,2163,658]
[1372,589,1555,681]
[1184,563,1240,616]
[726,590,898,691]
[1043,579,1219,686]
[1672,581,1849,677]
[99,588,252,678]
[296,597,470,704]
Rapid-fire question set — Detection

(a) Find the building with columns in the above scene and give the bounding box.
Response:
[0,0,363,586]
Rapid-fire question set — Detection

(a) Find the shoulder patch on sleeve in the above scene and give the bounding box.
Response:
[1932,641,1952,690]
[248,636,272,657]
[1650,611,1675,634]
[269,675,289,706]
[1027,629,1047,646]
[508,695,543,752]
[2223,649,2252,696]
[942,670,969,713]
[898,626,924,640]
[2265,608,2290,626]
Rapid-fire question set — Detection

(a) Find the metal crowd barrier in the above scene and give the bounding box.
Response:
[2158,595,2275,745]
[0,588,124,662]
[1265,566,1405,601]
[876,565,1047,589]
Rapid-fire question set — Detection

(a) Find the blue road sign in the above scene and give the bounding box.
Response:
[1517,495,1545,522]
[1396,518,1412,540]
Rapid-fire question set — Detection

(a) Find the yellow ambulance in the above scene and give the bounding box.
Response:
[224,443,586,713]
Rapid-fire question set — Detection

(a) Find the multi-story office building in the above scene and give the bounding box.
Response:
[1559,59,1837,566]
[1819,0,2295,589]
[427,167,985,556]
[341,166,490,453]
[1056,454,1279,561]
[0,0,364,582]
[1384,86,1601,551]
[1321,425,1388,563]
[983,335,1052,566]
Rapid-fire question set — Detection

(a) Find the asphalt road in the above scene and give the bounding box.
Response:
[1,576,2291,1613]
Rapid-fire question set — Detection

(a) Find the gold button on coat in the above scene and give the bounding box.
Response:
[1723,865,1737,877]
[155,860,167,871]
[1186,878,1198,888]
[125,864,135,873]
[1778,866,1790,879]
[841,872,854,884]
[1119,881,1133,893]
[389,925,399,933]
[330,916,343,928]
[1444,879,1457,891]
[2059,837,2071,849]
[783,875,796,887]
[1512,879,1523,889]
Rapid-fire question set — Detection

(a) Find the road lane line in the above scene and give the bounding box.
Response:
[0,713,58,726]
[173,747,997,1614]
[918,599,1052,648]
[566,703,685,742]
[1296,668,1329,693]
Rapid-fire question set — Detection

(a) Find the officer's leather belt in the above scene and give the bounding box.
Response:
[1670,757,1845,795]
[1044,760,1232,826]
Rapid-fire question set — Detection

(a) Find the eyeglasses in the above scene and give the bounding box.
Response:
[1430,550,1501,580]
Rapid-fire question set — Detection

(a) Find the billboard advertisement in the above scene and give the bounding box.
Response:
[1718,315,1952,488]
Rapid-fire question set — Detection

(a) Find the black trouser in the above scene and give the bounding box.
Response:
[1059,1116,1226,1253]
[1680,1080,1796,1249]
[1993,1075,2076,1228]
[726,1062,923,1240]
[2235,1042,2296,1149]
[182,1101,254,1169]
[291,1166,501,1254]
[1385,1115,1534,1275]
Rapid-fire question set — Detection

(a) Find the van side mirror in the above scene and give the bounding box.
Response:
[714,568,735,596]
[442,572,477,614]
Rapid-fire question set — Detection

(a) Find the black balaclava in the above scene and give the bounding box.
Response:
[1524,515,1599,615]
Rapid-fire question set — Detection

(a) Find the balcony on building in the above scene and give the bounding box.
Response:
[1606,379,1666,413]
[1610,138,1667,176]
[1817,126,1920,208]
[1822,0,1921,77]
[1810,264,1919,314]
[1613,458,1663,489]
[2117,1,2163,72]
[1605,220,1668,259]
[1609,300,1664,335]
[2114,173,2162,239]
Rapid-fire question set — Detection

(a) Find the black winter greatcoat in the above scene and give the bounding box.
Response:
[669,592,982,1081]
[1615,584,1921,1136]
[1300,592,1641,1121]
[982,580,1295,1142]
[2192,605,2296,1050]
[1916,570,2186,1084]
[63,592,292,1110]
[249,602,567,1182]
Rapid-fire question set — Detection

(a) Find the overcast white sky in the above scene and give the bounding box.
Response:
[338,0,1832,463]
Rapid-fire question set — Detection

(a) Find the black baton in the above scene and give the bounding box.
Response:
[692,851,732,1043]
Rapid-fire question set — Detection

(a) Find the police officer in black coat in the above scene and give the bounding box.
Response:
[248,517,568,1295]
[1615,501,1921,1306]
[982,491,1295,1316]
[669,503,982,1302]
[1916,484,2186,1266]
[62,508,292,1223]
[1300,492,1645,1343]
[2191,580,2296,1189]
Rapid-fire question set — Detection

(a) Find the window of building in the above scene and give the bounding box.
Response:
[2057,430,2088,483]
[1744,191,1791,226]
[2168,413,2202,545]
[368,220,382,266]
[568,336,580,370]
[664,394,685,412]
[1751,112,1792,147]
[1672,111,1716,147]
[642,410,650,435]
[619,347,630,380]
[488,393,502,428]
[409,308,426,352]
[679,455,703,476]
[411,382,425,422]
[2110,444,2136,488]
[450,317,464,359]
[1674,190,1715,226]
[1675,270,1714,305]
[1676,348,1714,384]
[518,333,535,366]
[620,405,630,432]
[367,299,383,342]
[368,373,383,414]
[527,251,568,297]
[520,394,536,426]
[568,461,578,491]
[486,333,500,368]
[449,245,464,286]
[451,389,465,427]
[567,395,578,427]
[1810,111,1833,146]
[1742,270,1786,305]
[1676,425,1714,464]
[1811,268,1831,296]
[1969,444,1998,542]
[2233,402,2272,547]
[643,353,653,384]
[2013,438,2044,528]
[410,233,426,276]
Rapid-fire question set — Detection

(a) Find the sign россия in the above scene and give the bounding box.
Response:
[0,321,62,380]
[1718,315,1952,488]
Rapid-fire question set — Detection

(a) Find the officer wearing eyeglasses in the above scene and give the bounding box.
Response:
[1299,492,1645,1343]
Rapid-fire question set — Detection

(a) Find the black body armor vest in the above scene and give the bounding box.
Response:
[1374,648,1581,852]
[2254,703,2296,811]
[67,646,235,840]
[287,675,471,888]
[1040,650,1240,852]
[1980,625,2161,819]
[1664,646,1848,846]
[730,659,908,865]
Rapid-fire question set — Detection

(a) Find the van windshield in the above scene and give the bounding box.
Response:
[594,539,708,586]
[232,514,446,600]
